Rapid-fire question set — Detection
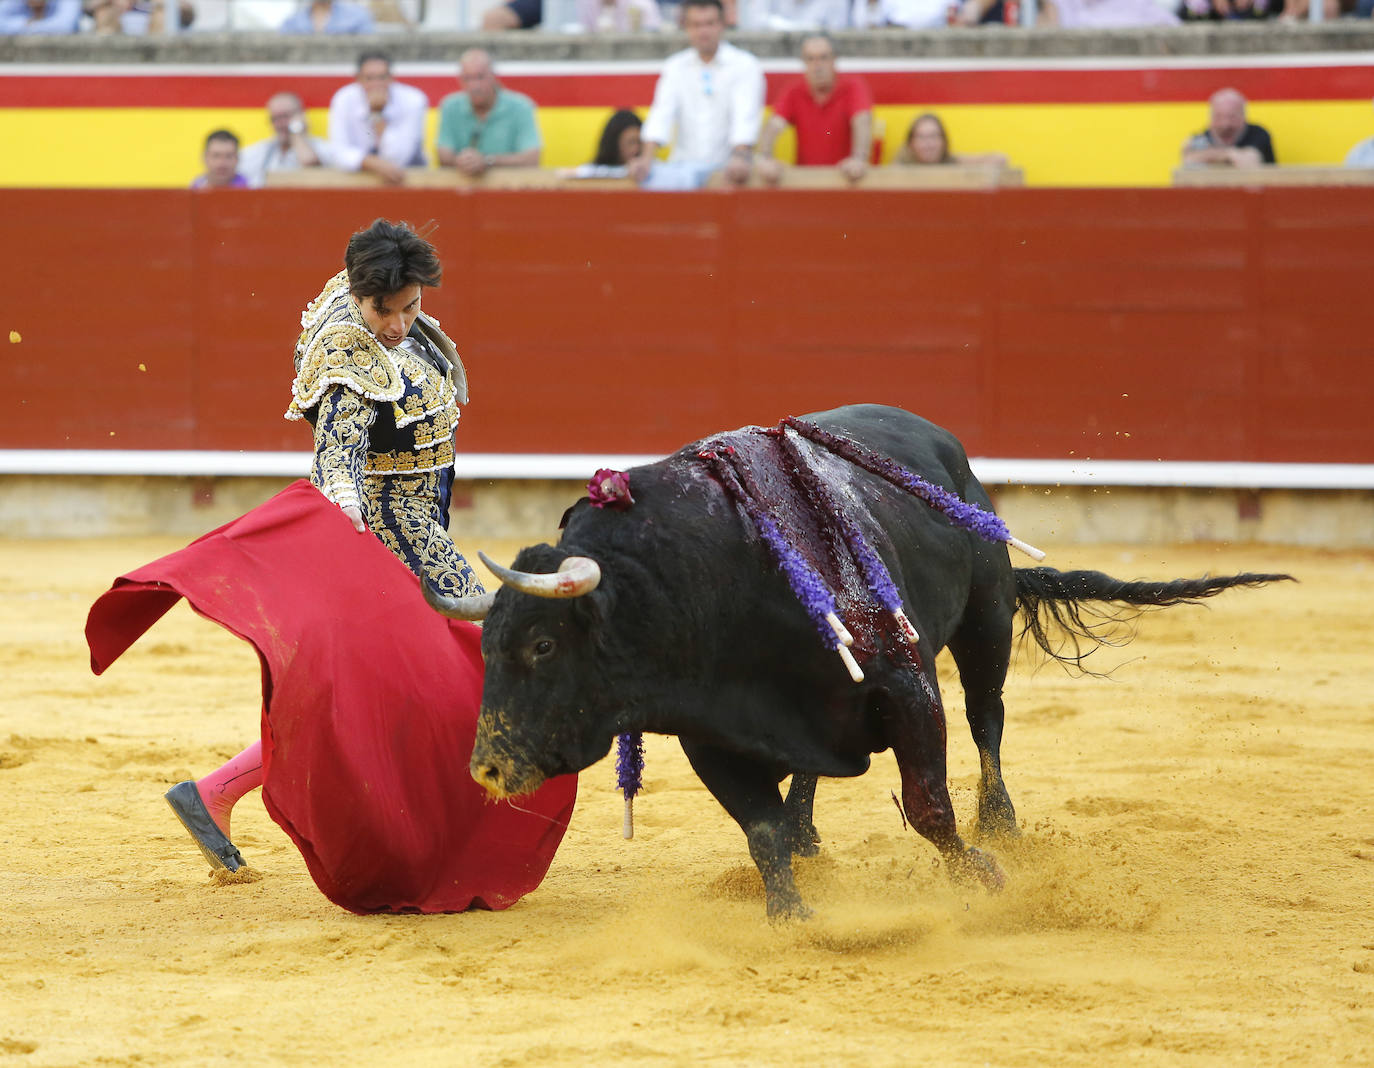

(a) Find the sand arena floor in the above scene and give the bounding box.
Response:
[1,535,1371,1066]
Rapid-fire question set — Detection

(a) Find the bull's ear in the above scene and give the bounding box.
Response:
[571,574,612,632]
[558,502,581,530]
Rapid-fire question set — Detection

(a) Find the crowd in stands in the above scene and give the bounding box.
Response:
[3,0,1372,34]
[183,1,1374,190]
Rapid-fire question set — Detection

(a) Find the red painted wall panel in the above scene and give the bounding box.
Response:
[2,188,1372,465]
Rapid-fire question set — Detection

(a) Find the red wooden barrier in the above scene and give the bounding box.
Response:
[3,187,1372,463]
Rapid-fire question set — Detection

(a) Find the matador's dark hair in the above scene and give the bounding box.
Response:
[345,218,442,300]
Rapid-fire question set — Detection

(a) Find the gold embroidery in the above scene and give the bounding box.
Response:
[359,471,485,598]
[289,271,466,476]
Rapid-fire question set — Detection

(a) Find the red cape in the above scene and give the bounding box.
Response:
[85,479,577,915]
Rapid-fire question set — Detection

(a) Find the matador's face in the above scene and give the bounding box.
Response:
[355,285,422,348]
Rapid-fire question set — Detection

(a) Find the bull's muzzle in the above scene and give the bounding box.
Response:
[470,718,546,799]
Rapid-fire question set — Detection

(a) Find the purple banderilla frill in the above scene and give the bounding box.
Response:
[616,731,644,800]
[784,417,1014,546]
[697,449,845,652]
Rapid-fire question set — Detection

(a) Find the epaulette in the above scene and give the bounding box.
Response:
[286,272,406,420]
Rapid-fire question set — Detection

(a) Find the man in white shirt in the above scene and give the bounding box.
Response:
[239,92,334,188]
[628,0,764,191]
[327,50,429,186]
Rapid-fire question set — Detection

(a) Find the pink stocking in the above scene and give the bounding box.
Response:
[195,739,264,839]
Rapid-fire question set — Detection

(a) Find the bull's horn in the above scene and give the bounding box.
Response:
[478,551,601,598]
[422,580,496,620]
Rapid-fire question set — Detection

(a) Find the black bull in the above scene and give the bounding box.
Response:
[426,404,1290,920]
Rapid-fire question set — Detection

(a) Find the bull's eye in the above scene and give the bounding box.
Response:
[531,637,556,660]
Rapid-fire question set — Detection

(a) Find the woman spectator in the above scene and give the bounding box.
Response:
[593,109,644,167]
[894,113,1008,168]
[559,109,643,179]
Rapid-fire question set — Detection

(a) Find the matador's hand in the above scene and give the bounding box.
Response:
[341,505,367,533]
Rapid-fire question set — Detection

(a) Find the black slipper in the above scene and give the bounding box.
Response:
[164,781,245,872]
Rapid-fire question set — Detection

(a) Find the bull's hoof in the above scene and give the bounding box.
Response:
[976,808,1021,841]
[766,894,815,924]
[947,846,1006,894]
[976,789,1020,840]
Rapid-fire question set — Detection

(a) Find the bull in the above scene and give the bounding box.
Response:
[426,404,1290,920]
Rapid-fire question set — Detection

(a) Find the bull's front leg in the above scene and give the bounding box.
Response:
[680,740,811,921]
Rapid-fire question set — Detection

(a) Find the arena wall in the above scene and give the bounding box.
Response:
[2,186,1371,543]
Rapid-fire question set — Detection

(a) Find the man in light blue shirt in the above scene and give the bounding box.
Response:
[281,0,375,33]
[1345,98,1374,169]
[0,0,80,33]
[435,49,542,178]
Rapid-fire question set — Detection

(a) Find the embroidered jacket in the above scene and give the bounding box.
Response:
[285,271,469,506]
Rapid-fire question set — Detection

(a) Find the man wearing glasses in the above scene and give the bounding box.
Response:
[239,92,335,188]
[628,0,764,191]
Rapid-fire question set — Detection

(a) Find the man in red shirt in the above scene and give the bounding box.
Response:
[756,34,874,185]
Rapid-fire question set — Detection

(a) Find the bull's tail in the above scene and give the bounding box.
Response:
[1013,568,1294,673]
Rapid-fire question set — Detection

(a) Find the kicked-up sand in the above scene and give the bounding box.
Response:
[0,535,1371,1066]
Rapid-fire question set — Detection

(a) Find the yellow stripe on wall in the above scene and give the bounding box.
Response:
[1,101,1369,189]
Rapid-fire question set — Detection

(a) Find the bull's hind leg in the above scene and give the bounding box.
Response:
[784,773,821,857]
[883,682,1005,893]
[680,739,810,921]
[947,585,1019,838]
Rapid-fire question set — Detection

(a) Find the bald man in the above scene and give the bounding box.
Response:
[239,92,333,188]
[1181,88,1276,169]
[434,49,541,177]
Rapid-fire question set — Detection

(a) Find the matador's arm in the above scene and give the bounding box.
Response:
[311,385,375,512]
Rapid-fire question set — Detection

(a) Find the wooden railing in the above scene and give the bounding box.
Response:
[1173,165,1374,187]
[262,165,1026,191]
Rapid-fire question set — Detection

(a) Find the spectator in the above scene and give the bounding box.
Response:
[1037,0,1178,24]
[0,0,80,32]
[742,0,849,27]
[280,0,375,33]
[328,50,429,186]
[1278,0,1348,18]
[191,130,249,189]
[239,92,334,188]
[1345,99,1374,168]
[1181,88,1276,168]
[557,109,642,180]
[86,0,195,32]
[851,0,949,28]
[435,49,542,177]
[577,0,661,30]
[947,0,1011,22]
[756,33,873,186]
[628,0,765,191]
[893,112,1009,168]
[1177,0,1273,20]
[593,109,643,166]
[482,0,539,28]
